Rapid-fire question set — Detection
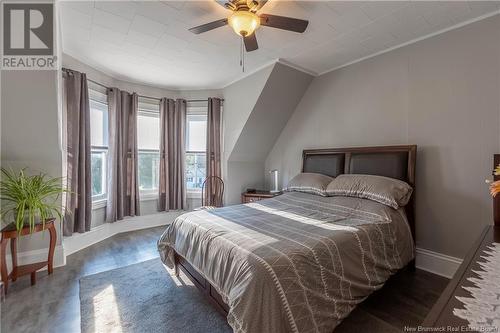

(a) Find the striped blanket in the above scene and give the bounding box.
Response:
[158,191,414,333]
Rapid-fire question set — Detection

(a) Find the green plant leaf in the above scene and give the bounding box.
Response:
[0,167,68,233]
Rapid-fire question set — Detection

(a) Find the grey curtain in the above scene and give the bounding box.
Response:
[63,69,91,236]
[106,88,140,222]
[205,98,223,206]
[158,98,186,211]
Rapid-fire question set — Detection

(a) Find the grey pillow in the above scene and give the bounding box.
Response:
[286,173,334,196]
[326,174,413,209]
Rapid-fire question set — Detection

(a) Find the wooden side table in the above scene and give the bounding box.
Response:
[241,190,282,203]
[0,218,56,294]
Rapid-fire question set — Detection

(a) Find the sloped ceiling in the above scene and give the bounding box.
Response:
[222,62,313,204]
[222,63,275,159]
[228,62,314,162]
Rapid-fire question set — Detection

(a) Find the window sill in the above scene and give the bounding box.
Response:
[140,192,158,201]
[92,191,200,210]
[92,199,107,210]
[187,190,201,199]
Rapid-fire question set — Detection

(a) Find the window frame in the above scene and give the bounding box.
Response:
[137,102,161,199]
[90,146,108,203]
[185,151,206,194]
[89,87,109,204]
[137,148,160,198]
[185,108,208,194]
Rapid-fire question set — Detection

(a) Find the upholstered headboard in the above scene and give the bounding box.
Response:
[302,145,417,242]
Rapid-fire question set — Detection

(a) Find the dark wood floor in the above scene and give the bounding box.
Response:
[1,227,162,333]
[1,226,449,333]
[337,266,449,332]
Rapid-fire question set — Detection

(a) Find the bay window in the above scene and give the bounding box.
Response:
[89,91,209,203]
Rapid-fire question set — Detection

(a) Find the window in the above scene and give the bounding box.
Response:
[89,84,108,201]
[137,98,160,195]
[186,110,207,191]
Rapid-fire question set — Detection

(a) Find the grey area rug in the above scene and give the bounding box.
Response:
[80,258,399,333]
[79,258,232,333]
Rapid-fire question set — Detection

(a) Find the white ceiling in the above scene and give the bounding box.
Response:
[60,1,500,90]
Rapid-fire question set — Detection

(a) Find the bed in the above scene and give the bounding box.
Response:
[158,145,417,333]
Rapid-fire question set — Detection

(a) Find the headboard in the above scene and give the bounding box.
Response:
[302,145,417,243]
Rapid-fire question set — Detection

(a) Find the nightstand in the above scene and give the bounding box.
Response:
[241,190,282,204]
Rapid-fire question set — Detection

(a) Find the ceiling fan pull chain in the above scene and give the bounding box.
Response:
[239,37,245,73]
[240,37,242,68]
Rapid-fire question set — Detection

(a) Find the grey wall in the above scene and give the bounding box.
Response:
[223,63,313,204]
[1,70,63,252]
[266,15,500,259]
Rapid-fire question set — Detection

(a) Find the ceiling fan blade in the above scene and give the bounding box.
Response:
[259,14,308,33]
[189,18,228,34]
[244,33,258,52]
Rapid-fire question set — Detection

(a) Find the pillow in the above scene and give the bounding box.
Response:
[325,174,413,209]
[285,173,334,196]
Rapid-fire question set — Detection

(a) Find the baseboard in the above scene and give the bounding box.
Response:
[63,211,184,256]
[415,247,463,279]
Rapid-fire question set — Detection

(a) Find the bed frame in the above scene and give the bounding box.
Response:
[173,144,417,316]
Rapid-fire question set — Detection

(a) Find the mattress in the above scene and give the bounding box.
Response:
[158,191,414,333]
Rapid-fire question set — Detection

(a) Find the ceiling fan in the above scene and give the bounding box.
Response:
[188,0,309,52]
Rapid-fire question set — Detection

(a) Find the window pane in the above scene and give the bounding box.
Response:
[138,97,160,112]
[186,152,206,189]
[90,100,108,147]
[138,151,160,191]
[91,150,107,198]
[138,113,160,150]
[186,114,207,152]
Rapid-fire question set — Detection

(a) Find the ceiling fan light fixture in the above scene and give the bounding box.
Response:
[228,11,260,37]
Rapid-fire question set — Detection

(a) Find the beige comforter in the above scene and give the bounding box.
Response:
[158,191,414,333]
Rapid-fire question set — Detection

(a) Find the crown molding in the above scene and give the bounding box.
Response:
[276,59,318,77]
[221,59,279,89]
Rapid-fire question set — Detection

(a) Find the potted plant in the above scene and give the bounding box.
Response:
[0,168,67,233]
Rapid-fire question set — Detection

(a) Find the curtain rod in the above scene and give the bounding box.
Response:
[62,67,224,103]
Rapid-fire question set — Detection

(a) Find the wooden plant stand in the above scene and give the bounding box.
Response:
[0,218,56,294]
